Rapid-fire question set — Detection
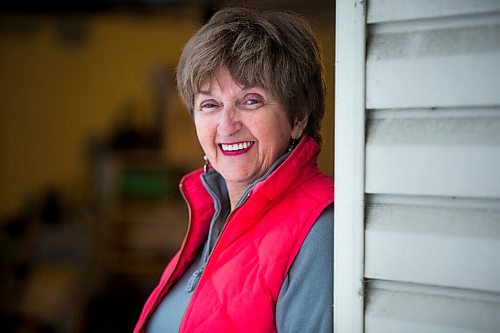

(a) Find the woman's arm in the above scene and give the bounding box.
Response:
[276,204,334,333]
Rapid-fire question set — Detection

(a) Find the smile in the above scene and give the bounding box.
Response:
[219,141,255,155]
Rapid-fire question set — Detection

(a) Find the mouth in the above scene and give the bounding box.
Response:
[219,141,255,155]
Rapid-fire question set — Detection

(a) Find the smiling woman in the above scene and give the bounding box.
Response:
[134,7,334,333]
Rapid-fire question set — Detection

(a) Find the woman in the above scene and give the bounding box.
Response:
[134,7,334,333]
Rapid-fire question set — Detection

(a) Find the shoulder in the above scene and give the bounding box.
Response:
[296,170,334,206]
[297,204,334,264]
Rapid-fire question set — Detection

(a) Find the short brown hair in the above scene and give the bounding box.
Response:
[176,7,325,144]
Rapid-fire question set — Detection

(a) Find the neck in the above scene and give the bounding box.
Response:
[226,182,247,212]
[223,147,297,210]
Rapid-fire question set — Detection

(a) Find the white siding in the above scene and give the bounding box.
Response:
[367,0,500,24]
[365,110,500,198]
[366,15,500,109]
[365,195,500,293]
[335,0,500,331]
[365,281,500,333]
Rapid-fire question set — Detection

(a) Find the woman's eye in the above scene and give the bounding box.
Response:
[240,96,263,109]
[245,99,259,105]
[200,102,218,111]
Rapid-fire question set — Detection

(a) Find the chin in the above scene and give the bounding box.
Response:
[220,171,254,184]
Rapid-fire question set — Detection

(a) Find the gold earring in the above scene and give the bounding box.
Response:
[203,155,210,173]
[288,139,297,152]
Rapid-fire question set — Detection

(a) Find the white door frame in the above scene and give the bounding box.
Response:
[334,0,367,331]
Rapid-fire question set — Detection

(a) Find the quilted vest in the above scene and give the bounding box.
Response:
[134,136,334,333]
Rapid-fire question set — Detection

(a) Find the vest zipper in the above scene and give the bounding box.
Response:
[179,190,252,331]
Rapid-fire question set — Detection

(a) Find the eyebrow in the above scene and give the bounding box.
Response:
[197,90,212,96]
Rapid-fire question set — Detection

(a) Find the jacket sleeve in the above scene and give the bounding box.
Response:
[275,204,334,333]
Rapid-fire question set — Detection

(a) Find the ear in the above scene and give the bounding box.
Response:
[291,116,308,140]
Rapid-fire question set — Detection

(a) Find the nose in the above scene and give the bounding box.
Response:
[217,104,241,136]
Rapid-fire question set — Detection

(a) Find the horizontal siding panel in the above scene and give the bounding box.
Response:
[368,0,500,23]
[365,197,500,292]
[365,281,500,332]
[365,115,500,198]
[366,19,500,109]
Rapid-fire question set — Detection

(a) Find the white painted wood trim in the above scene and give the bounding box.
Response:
[334,0,366,332]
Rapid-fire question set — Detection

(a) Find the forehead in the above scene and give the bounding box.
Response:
[197,69,271,99]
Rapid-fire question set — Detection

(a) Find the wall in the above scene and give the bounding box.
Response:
[0,10,203,217]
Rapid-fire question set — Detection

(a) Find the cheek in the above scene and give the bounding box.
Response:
[194,116,216,151]
[270,116,292,140]
[255,121,291,153]
[194,118,208,144]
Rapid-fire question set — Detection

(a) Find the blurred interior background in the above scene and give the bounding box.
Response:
[0,0,334,332]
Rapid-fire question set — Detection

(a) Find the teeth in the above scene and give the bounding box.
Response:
[221,141,253,151]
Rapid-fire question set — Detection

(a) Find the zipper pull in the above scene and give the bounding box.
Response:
[186,269,202,293]
[240,190,252,206]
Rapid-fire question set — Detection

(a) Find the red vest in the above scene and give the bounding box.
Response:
[134,136,334,333]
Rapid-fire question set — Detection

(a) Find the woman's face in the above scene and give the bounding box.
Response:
[193,68,305,191]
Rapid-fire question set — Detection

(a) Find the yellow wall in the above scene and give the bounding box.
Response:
[0,10,334,218]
